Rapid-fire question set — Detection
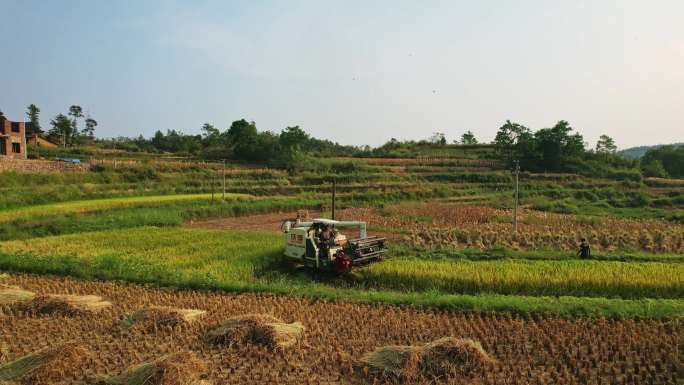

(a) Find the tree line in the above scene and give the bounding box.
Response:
[491,119,684,178]
[106,120,363,171]
[491,120,633,173]
[3,105,681,179]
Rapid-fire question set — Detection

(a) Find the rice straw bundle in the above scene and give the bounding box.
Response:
[119,306,205,332]
[18,294,111,316]
[204,314,305,350]
[96,352,207,385]
[0,342,89,385]
[360,337,493,383]
[0,285,35,306]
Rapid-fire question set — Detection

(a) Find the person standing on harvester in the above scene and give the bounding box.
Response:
[578,238,591,259]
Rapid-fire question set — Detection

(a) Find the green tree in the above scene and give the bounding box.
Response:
[226,119,258,160]
[279,126,310,151]
[534,121,585,172]
[68,105,83,140]
[48,114,74,147]
[83,117,97,138]
[642,159,669,178]
[26,104,42,135]
[460,131,478,145]
[429,132,446,145]
[641,145,684,178]
[254,131,280,162]
[596,134,617,154]
[0,110,5,123]
[201,123,220,142]
[200,123,231,159]
[494,120,535,167]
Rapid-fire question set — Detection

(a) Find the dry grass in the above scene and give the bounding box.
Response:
[95,352,207,385]
[204,314,305,350]
[119,306,206,332]
[360,337,493,383]
[18,294,111,316]
[0,285,35,306]
[0,273,680,385]
[0,343,8,364]
[0,342,89,385]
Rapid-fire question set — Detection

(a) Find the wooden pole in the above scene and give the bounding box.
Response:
[211,172,215,203]
[513,160,520,233]
[331,179,336,220]
[222,159,226,201]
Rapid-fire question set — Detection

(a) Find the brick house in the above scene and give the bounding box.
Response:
[0,119,27,159]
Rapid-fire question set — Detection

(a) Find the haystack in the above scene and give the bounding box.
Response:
[0,342,89,385]
[204,314,305,350]
[18,294,111,316]
[0,343,8,364]
[119,306,206,332]
[359,337,492,382]
[96,352,207,385]
[0,285,35,306]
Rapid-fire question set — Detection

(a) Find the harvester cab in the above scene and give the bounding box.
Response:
[282,218,387,273]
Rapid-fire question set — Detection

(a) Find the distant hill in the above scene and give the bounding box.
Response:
[619,143,684,159]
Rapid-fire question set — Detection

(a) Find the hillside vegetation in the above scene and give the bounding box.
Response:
[0,121,682,318]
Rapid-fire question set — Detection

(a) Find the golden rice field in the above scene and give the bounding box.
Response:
[339,204,684,253]
[0,273,681,385]
[0,226,681,301]
[360,258,684,299]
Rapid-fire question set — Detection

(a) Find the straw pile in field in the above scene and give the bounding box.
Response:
[95,352,207,385]
[0,343,8,364]
[18,294,111,316]
[0,285,35,306]
[0,342,89,385]
[359,337,493,382]
[119,306,206,332]
[204,314,305,350]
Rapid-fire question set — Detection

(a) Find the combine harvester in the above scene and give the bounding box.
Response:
[282,217,387,273]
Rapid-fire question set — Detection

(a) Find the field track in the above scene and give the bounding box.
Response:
[1,273,681,385]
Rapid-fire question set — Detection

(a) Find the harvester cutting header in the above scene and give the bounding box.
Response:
[282,218,387,273]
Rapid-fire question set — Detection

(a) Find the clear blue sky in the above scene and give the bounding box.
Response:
[1,0,682,148]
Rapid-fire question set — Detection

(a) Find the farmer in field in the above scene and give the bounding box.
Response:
[578,238,591,259]
[318,224,334,258]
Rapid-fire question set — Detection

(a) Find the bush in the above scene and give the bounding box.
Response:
[90,164,106,172]
[122,167,159,182]
[642,160,669,178]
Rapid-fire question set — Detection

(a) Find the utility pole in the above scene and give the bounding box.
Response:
[211,168,215,203]
[512,160,520,233]
[331,179,336,220]
[222,159,226,201]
